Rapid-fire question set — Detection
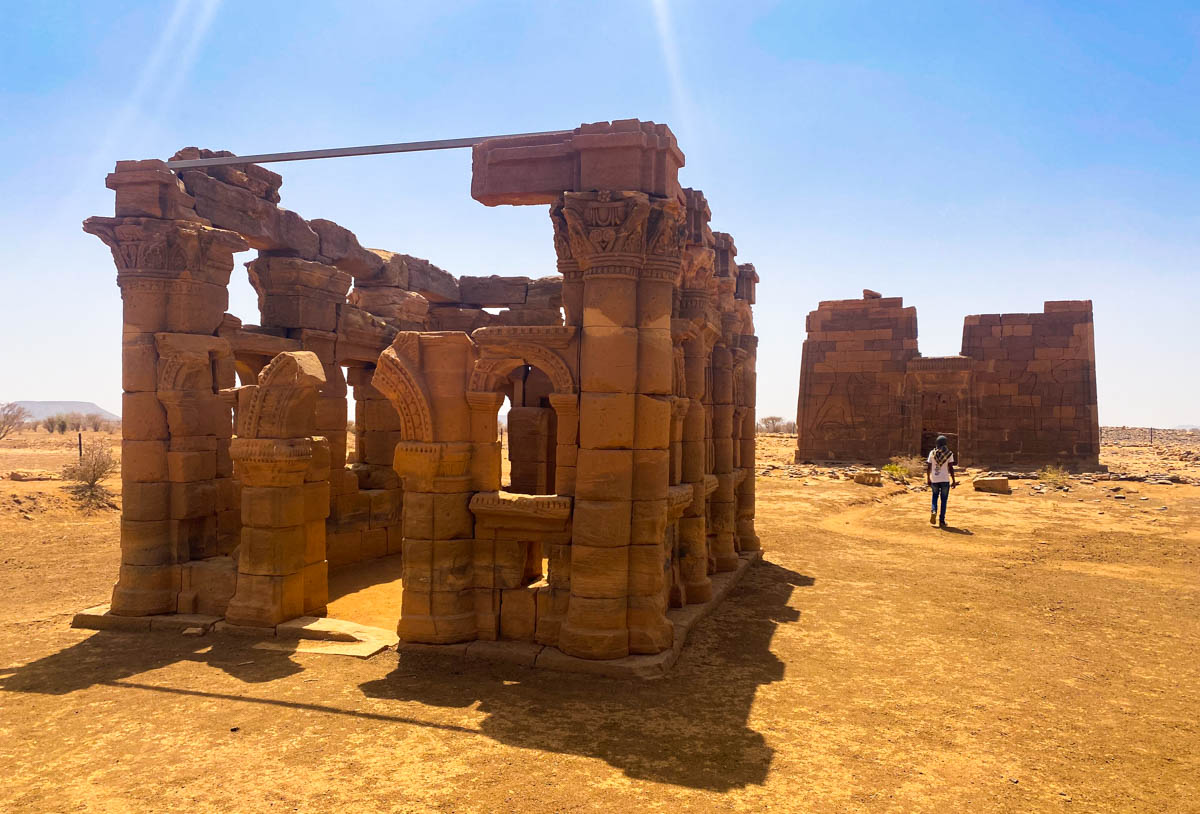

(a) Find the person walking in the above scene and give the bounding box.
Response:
[926,434,957,526]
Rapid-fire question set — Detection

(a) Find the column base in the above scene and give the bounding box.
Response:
[557,623,629,660]
[225,572,304,627]
[397,613,477,644]
[110,564,179,616]
[682,577,713,605]
[110,586,175,617]
[628,611,673,654]
[737,532,761,552]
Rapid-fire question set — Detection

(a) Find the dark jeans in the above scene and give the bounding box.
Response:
[930,481,950,522]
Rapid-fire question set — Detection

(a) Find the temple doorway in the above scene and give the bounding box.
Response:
[919,391,959,457]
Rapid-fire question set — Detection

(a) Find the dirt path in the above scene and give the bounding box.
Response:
[0,434,1198,812]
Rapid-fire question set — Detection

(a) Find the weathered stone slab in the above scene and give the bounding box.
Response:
[465,640,543,668]
[458,275,530,306]
[472,119,684,206]
[72,604,152,632]
[404,255,459,303]
[308,218,385,279]
[181,171,319,258]
[277,615,399,648]
[149,613,221,633]
[973,476,1012,494]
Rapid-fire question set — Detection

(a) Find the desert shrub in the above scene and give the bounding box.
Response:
[63,439,118,487]
[0,402,30,440]
[1038,464,1070,486]
[56,418,67,434]
[881,463,908,481]
[86,413,103,431]
[62,438,119,511]
[890,455,927,478]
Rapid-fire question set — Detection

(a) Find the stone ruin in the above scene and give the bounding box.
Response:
[794,290,1100,470]
[82,120,761,662]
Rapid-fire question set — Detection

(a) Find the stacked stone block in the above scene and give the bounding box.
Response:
[961,300,1100,467]
[794,292,1100,470]
[86,164,247,616]
[795,292,919,463]
[225,352,328,626]
[735,334,760,553]
[507,407,556,494]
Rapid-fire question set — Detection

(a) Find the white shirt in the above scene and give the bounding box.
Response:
[927,449,955,483]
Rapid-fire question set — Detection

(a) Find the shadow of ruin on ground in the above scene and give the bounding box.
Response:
[361,561,813,791]
[0,561,811,792]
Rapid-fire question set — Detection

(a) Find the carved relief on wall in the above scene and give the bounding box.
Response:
[807,373,874,440]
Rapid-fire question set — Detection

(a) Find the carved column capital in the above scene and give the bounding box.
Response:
[642,196,687,282]
[557,190,650,277]
[84,216,247,287]
[680,245,715,290]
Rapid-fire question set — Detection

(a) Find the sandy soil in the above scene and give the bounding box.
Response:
[0,429,1198,812]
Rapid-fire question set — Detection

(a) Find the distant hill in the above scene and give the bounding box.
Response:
[13,401,119,421]
[1175,425,1200,430]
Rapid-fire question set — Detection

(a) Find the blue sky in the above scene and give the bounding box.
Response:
[0,1,1196,426]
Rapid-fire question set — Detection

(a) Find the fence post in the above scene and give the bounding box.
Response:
[78,432,82,458]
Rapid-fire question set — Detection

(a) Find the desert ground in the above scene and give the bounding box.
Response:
[1,427,1198,812]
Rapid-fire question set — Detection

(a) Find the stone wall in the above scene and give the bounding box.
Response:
[961,300,1100,467]
[794,291,1099,470]
[794,291,918,463]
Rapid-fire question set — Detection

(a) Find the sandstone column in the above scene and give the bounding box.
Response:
[225,351,326,627]
[709,342,739,571]
[736,334,760,552]
[552,191,683,659]
[678,292,714,603]
[376,332,478,644]
[85,169,246,616]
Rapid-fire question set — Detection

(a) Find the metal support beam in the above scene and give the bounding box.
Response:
[164,129,571,169]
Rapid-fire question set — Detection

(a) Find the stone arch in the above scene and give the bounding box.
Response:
[470,342,575,395]
[237,351,325,439]
[467,345,577,497]
[374,344,435,443]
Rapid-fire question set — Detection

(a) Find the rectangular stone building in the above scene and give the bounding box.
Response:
[793,291,1100,470]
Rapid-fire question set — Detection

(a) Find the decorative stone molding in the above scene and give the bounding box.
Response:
[235,351,325,439]
[373,339,435,443]
[83,216,246,284]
